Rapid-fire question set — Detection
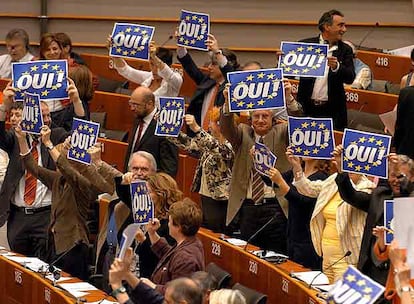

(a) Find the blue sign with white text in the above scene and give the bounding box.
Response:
[68,118,100,165]
[130,181,154,224]
[254,142,277,177]
[384,200,394,245]
[12,60,68,101]
[21,92,44,135]
[155,97,185,137]
[177,10,210,51]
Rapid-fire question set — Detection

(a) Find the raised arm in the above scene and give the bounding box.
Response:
[219,86,242,151]
[67,77,85,118]
[0,82,17,151]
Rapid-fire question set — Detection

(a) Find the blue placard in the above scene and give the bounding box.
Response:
[288,116,334,160]
[384,200,394,245]
[227,68,285,113]
[279,42,328,78]
[130,181,154,224]
[67,118,100,165]
[21,92,44,135]
[341,129,391,179]
[110,23,155,60]
[253,142,277,177]
[12,59,68,102]
[327,266,385,304]
[155,97,185,137]
[177,10,210,51]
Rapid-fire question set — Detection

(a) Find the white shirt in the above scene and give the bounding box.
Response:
[115,61,183,109]
[311,36,340,101]
[0,52,34,79]
[128,107,157,166]
[13,137,52,208]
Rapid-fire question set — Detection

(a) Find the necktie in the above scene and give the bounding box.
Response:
[202,83,220,131]
[251,137,265,204]
[24,139,39,206]
[133,119,144,152]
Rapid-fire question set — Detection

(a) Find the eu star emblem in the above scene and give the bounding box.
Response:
[342,129,391,179]
[177,10,210,51]
[21,92,44,135]
[110,22,155,60]
[227,68,285,113]
[384,200,394,245]
[279,42,328,78]
[288,117,334,159]
[130,180,154,224]
[155,97,185,137]
[328,266,385,304]
[67,118,100,165]
[253,142,277,177]
[12,59,68,101]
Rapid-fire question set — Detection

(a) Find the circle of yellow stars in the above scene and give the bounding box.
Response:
[344,135,387,174]
[345,273,375,302]
[254,144,276,176]
[21,97,40,131]
[133,185,153,223]
[290,120,332,157]
[280,44,327,75]
[159,99,183,134]
[70,123,96,160]
[113,26,151,57]
[178,14,208,46]
[231,71,281,110]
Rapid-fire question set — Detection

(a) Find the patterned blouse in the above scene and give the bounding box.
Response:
[168,130,234,200]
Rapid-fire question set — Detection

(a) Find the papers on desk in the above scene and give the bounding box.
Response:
[290,271,330,286]
[87,300,118,304]
[4,256,49,272]
[251,250,288,259]
[45,274,71,282]
[58,282,98,299]
[225,238,247,246]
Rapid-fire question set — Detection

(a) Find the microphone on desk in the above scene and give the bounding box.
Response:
[356,22,379,51]
[243,214,277,251]
[308,250,352,289]
[48,240,82,281]
[160,35,174,47]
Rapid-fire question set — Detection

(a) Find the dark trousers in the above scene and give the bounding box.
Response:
[7,207,50,260]
[101,244,116,294]
[288,240,321,270]
[48,235,90,281]
[200,195,228,233]
[239,199,287,254]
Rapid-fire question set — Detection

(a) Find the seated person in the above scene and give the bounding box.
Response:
[140,198,204,294]
[0,28,35,78]
[344,40,373,90]
[400,48,414,88]
[55,32,86,65]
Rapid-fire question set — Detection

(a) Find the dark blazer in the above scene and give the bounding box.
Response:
[151,236,204,295]
[0,122,67,226]
[335,173,391,284]
[393,86,414,159]
[178,53,233,127]
[297,37,355,130]
[124,118,178,177]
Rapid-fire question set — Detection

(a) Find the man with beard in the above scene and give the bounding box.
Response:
[124,86,178,177]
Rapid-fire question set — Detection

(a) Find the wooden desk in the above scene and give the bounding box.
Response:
[197,228,321,304]
[0,254,113,303]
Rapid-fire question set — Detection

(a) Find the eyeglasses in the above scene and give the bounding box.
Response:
[131,166,150,173]
[128,100,146,108]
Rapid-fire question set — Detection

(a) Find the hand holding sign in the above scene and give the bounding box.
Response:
[21,93,44,135]
[155,97,185,137]
[2,82,16,108]
[130,181,154,224]
[253,142,277,177]
[68,118,100,165]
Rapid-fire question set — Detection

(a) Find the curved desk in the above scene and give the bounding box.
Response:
[0,253,114,304]
[197,228,322,304]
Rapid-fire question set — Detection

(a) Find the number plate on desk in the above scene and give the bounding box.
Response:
[345,91,359,103]
[281,278,289,293]
[211,241,221,257]
[45,287,51,303]
[14,269,23,285]
[248,260,258,275]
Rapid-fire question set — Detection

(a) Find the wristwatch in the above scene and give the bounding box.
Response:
[112,286,127,297]
[400,285,413,293]
[46,144,54,151]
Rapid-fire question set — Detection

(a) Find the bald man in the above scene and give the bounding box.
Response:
[124,86,178,177]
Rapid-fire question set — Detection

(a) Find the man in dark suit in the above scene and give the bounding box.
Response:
[296,9,355,130]
[177,34,238,131]
[393,86,414,159]
[124,86,178,177]
[0,84,67,259]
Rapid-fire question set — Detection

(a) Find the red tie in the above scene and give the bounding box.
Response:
[133,119,144,152]
[24,140,39,206]
[252,137,265,204]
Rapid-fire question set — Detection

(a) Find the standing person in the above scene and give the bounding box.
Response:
[124,86,178,177]
[268,157,330,270]
[0,84,67,260]
[295,9,355,130]
[168,110,234,233]
[399,48,414,88]
[16,125,114,280]
[110,38,183,108]
[55,32,86,65]
[393,86,414,160]
[0,28,34,78]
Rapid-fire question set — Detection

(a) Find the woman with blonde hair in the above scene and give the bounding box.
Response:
[136,172,183,277]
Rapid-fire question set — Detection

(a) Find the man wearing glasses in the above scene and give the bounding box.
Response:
[0,29,34,79]
[124,86,178,177]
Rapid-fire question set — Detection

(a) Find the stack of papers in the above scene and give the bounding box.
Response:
[4,256,49,272]
[58,282,98,298]
[290,271,330,286]
[226,238,247,246]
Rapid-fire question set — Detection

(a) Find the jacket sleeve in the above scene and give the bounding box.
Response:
[335,172,371,212]
[157,65,183,94]
[167,131,200,153]
[22,153,57,189]
[220,111,243,152]
[0,121,16,152]
[193,130,233,160]
[177,53,206,85]
[333,44,355,84]
[115,60,152,84]
[130,281,164,304]
[159,138,178,178]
